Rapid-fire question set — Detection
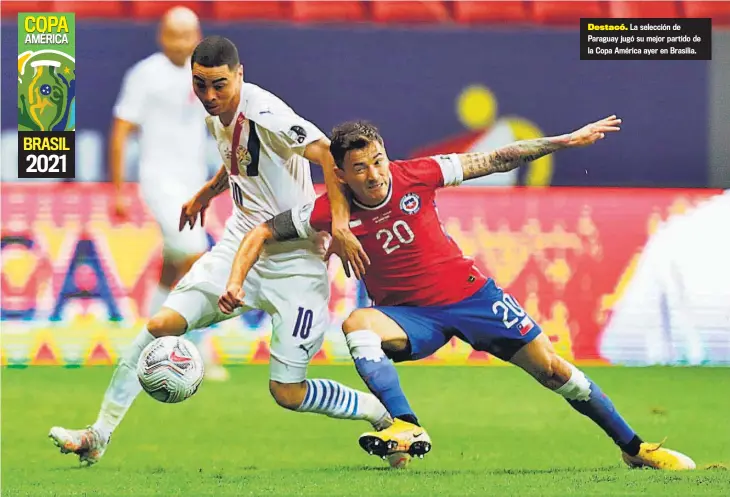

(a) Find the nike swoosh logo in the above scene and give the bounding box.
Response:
[259,110,272,115]
[412,432,424,438]
[170,350,192,362]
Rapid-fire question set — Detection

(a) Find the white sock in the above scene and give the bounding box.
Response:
[148,285,170,316]
[297,379,391,430]
[345,330,386,361]
[92,328,155,441]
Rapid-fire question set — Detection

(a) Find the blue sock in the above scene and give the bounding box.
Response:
[346,330,418,424]
[558,366,642,454]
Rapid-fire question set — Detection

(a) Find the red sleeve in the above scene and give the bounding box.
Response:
[309,194,332,232]
[392,154,463,190]
[393,157,444,189]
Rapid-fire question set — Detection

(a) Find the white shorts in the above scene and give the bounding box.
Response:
[164,223,330,383]
[140,178,208,262]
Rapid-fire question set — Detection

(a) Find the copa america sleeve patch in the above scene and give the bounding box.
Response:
[432,153,463,186]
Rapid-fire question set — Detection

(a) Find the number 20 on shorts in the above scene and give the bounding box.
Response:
[492,294,526,329]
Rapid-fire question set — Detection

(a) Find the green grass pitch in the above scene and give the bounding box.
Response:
[2,365,729,496]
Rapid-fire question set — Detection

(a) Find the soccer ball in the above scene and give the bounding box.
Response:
[136,336,204,404]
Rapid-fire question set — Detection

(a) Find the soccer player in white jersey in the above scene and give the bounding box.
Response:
[49,35,387,466]
[107,6,227,380]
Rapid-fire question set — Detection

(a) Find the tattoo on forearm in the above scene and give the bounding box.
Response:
[265,210,299,242]
[211,168,230,194]
[460,137,567,180]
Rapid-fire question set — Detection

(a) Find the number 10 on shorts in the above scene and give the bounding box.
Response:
[293,307,314,339]
[18,131,75,179]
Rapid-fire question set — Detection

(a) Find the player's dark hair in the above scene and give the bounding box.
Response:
[330,121,384,169]
[191,35,240,70]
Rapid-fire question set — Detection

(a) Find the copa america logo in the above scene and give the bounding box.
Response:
[400,193,421,215]
[17,50,76,132]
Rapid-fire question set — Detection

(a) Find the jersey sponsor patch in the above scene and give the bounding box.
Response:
[288,125,307,144]
[399,193,421,215]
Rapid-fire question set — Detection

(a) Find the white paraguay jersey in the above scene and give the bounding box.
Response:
[113,52,208,187]
[206,83,325,251]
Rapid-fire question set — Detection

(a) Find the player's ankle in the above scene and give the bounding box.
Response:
[619,435,643,456]
[91,423,112,444]
[396,414,420,427]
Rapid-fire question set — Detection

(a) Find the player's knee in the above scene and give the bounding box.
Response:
[342,309,392,342]
[269,380,307,411]
[513,333,569,389]
[343,309,408,356]
[530,351,568,388]
[342,309,375,334]
[147,309,188,338]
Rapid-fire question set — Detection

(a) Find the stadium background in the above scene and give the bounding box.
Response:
[2,1,730,369]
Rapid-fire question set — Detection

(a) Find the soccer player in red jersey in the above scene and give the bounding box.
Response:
[219,118,695,471]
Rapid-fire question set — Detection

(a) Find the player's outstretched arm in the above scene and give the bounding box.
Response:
[459,115,621,180]
[304,138,370,279]
[218,210,302,314]
[179,165,229,231]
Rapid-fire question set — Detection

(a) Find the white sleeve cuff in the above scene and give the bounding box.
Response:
[112,104,141,125]
[433,154,463,186]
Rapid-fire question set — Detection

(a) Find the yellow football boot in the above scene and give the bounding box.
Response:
[358,418,431,459]
[622,439,696,470]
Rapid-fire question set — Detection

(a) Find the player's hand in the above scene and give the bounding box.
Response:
[325,226,370,280]
[179,194,209,231]
[313,231,331,259]
[566,115,622,147]
[218,284,245,315]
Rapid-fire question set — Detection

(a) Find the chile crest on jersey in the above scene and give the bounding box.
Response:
[399,192,421,215]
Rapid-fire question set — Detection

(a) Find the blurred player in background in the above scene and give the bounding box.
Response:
[107,6,227,380]
[601,189,730,366]
[49,35,385,466]
[222,119,696,471]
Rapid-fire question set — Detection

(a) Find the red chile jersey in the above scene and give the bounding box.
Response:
[291,154,488,307]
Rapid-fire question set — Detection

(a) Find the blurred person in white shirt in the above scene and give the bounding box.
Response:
[108,6,226,380]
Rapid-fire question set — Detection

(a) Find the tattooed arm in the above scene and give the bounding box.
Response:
[199,165,230,201]
[179,165,229,231]
[459,136,570,180]
[458,115,622,181]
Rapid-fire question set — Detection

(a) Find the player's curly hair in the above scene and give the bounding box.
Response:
[330,121,384,169]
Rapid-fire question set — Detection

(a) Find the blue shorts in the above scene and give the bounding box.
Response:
[376,279,542,363]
